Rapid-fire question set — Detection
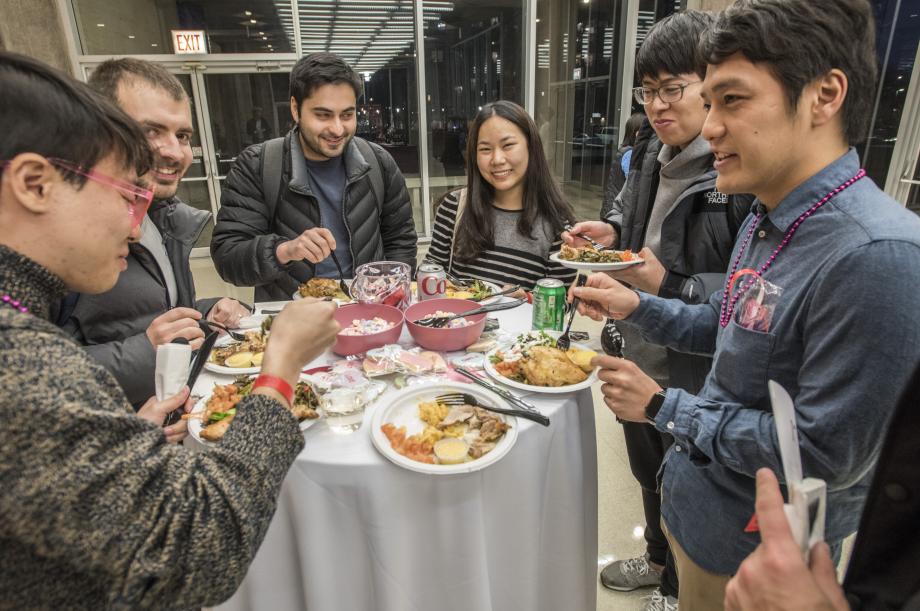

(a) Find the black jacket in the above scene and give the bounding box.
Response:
[604,120,753,392]
[843,359,920,610]
[61,197,219,408]
[211,131,418,302]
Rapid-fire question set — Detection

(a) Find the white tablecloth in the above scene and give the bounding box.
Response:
[199,303,599,611]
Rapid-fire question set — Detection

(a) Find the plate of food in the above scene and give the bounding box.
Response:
[188,374,322,443]
[205,321,270,375]
[410,278,503,305]
[371,382,518,475]
[550,244,643,271]
[485,330,599,394]
[293,277,352,303]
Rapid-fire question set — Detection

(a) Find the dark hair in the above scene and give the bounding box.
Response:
[699,0,877,144]
[454,100,575,261]
[0,52,151,186]
[621,112,645,148]
[88,57,187,103]
[636,10,715,81]
[289,53,363,110]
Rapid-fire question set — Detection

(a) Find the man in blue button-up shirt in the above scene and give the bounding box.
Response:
[573,0,920,608]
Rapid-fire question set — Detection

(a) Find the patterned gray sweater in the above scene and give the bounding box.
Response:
[0,245,304,609]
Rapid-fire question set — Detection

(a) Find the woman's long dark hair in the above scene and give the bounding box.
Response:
[453,100,575,261]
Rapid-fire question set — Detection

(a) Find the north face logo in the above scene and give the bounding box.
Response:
[706,191,728,205]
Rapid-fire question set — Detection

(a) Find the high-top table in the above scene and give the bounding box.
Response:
[197,302,599,611]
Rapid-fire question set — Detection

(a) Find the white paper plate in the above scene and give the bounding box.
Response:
[204,334,262,375]
[370,382,518,475]
[292,278,353,304]
[410,279,504,305]
[189,375,321,444]
[484,340,598,394]
[549,251,644,271]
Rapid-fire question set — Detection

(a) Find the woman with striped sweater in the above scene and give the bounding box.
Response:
[425,101,577,291]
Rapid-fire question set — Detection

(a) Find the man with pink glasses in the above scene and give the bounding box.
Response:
[0,52,340,607]
[58,58,250,409]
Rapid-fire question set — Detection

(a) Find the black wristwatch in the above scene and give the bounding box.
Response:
[644,390,666,425]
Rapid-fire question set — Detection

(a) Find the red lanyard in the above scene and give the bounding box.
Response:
[719,169,866,328]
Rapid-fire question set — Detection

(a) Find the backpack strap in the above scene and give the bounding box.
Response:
[354,137,385,208]
[260,136,286,225]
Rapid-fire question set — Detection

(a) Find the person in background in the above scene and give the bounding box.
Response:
[0,51,340,608]
[60,58,250,409]
[211,52,417,301]
[247,106,271,144]
[726,360,920,611]
[572,0,920,608]
[601,111,645,215]
[564,12,751,609]
[425,100,577,291]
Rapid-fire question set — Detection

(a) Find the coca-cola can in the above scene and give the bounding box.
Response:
[417,263,446,301]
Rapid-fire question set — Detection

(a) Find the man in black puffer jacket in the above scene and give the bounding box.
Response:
[212,53,417,302]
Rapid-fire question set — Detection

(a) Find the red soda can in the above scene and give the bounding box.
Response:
[417,263,447,301]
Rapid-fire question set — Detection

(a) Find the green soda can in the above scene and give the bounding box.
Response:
[532,278,567,331]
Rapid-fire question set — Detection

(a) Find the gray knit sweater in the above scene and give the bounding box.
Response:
[0,245,304,610]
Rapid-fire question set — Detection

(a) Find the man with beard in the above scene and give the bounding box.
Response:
[60,58,250,408]
[211,53,417,301]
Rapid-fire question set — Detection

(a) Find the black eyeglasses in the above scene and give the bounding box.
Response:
[632,81,700,105]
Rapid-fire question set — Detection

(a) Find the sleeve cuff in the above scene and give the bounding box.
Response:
[653,387,695,441]
[658,270,689,300]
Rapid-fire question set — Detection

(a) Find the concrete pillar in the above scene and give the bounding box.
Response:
[0,0,75,76]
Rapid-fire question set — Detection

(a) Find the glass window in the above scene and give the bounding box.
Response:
[202,73,291,178]
[296,0,423,235]
[422,0,525,220]
[172,75,214,248]
[858,0,920,186]
[71,0,294,55]
[535,0,624,221]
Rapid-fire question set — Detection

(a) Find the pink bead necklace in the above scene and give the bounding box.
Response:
[719,169,866,328]
[1,294,29,314]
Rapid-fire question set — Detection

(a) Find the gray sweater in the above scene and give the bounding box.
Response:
[0,244,304,609]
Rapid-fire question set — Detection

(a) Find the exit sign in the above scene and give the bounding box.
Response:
[172,30,207,54]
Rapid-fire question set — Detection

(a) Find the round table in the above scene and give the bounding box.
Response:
[196,302,599,611]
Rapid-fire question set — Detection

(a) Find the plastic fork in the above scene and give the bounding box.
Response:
[556,275,587,351]
[328,251,351,300]
[563,223,610,251]
[414,298,526,328]
[435,392,550,426]
[203,321,249,342]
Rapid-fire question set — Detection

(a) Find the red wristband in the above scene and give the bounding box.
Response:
[252,374,294,407]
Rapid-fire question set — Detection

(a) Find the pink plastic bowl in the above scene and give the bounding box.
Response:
[404,298,486,352]
[332,303,405,356]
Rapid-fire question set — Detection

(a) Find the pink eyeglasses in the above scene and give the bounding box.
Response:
[1,157,154,228]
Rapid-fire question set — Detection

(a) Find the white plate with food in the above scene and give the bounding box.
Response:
[371,382,518,475]
[484,330,599,394]
[188,374,322,444]
[205,331,267,375]
[550,244,643,271]
[292,277,352,303]
[410,278,504,305]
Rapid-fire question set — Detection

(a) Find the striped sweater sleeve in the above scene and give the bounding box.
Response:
[424,191,459,270]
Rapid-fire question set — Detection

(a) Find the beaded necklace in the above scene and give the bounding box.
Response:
[719,169,866,328]
[1,294,29,314]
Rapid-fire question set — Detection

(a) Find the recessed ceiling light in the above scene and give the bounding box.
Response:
[151,43,158,47]
[259,31,265,35]
[244,10,252,16]
[128,35,135,39]
[96,23,105,27]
